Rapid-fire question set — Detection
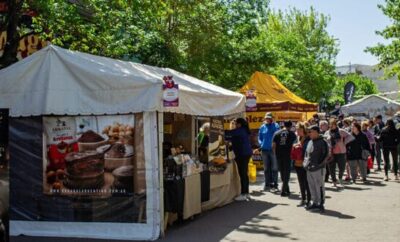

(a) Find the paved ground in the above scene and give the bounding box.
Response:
[11,168,400,242]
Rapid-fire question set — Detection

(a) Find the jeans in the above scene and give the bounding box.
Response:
[383,148,398,176]
[277,155,291,194]
[295,166,311,202]
[262,150,278,188]
[375,142,383,169]
[328,154,347,182]
[236,155,251,194]
[307,168,326,205]
[349,159,367,181]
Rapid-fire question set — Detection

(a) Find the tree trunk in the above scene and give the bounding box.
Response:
[0,0,23,69]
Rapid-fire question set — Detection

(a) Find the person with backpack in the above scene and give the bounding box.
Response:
[324,118,354,188]
[346,122,371,183]
[378,119,400,181]
[303,125,330,213]
[273,121,297,197]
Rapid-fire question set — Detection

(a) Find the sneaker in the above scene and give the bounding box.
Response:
[299,200,307,206]
[319,205,325,213]
[332,182,337,188]
[345,176,351,181]
[234,194,247,201]
[384,176,389,181]
[306,203,320,210]
[245,194,252,200]
[263,186,270,191]
[271,187,279,193]
[280,192,288,197]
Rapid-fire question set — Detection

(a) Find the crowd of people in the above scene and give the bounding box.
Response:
[225,112,400,213]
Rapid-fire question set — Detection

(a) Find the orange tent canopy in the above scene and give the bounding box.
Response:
[239,72,317,127]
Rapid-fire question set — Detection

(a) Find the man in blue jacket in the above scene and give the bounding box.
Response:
[258,112,280,192]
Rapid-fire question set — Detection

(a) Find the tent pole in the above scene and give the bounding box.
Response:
[157,111,165,237]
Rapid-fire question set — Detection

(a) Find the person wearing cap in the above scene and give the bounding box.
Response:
[258,112,280,192]
[303,125,330,212]
[273,120,296,197]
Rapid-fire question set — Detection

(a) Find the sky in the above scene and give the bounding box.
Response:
[269,0,391,66]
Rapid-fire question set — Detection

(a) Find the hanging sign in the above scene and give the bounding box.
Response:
[163,76,179,107]
[245,89,257,112]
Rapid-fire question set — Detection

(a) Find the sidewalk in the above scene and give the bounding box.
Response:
[11,169,400,242]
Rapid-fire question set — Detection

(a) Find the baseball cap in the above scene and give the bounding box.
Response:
[308,125,320,133]
[264,112,273,119]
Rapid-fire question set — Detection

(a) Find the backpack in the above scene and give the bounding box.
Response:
[306,138,331,172]
[321,139,332,165]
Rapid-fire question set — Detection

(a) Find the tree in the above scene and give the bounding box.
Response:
[327,73,379,106]
[366,0,400,79]
[0,0,339,103]
[262,8,339,102]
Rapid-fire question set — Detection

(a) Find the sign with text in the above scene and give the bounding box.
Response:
[208,117,227,173]
[163,76,179,107]
[43,115,137,198]
[245,90,257,112]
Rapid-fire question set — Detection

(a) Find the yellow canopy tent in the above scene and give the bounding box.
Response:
[236,72,318,168]
[239,71,318,129]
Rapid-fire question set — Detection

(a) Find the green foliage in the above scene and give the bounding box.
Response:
[4,0,339,103]
[366,0,400,79]
[328,74,379,105]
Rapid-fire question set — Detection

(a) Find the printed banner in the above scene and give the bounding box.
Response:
[43,115,136,197]
[245,112,305,130]
[163,76,179,107]
[255,102,318,112]
[245,90,257,112]
[208,117,227,173]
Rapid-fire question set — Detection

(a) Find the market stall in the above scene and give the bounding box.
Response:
[0,45,245,241]
[340,94,400,121]
[239,72,318,166]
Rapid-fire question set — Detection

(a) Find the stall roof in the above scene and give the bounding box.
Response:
[341,94,400,108]
[0,45,245,117]
[239,72,318,112]
[341,94,400,121]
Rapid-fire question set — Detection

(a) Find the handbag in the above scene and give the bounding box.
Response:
[291,144,303,161]
[367,156,373,169]
[362,149,370,160]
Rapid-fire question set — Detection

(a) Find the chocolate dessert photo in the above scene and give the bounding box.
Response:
[43,116,137,198]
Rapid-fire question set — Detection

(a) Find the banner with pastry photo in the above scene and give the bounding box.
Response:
[208,117,227,173]
[43,115,137,197]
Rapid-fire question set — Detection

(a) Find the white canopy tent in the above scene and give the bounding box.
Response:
[0,45,245,241]
[0,45,245,117]
[341,94,400,121]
